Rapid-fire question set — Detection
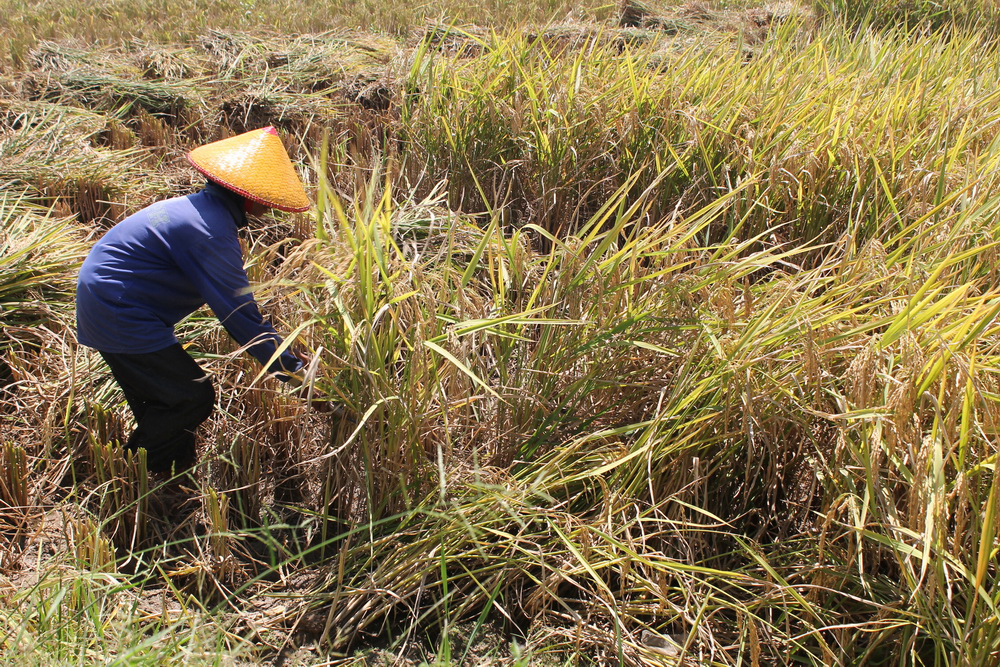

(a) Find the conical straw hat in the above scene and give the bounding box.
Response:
[187,127,310,212]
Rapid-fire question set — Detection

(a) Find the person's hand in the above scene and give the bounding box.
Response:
[291,344,311,368]
[281,347,311,386]
[283,347,348,418]
[303,389,353,420]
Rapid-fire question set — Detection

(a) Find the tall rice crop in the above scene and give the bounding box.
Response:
[814,0,1000,33]
[290,103,1000,661]
[400,21,1000,254]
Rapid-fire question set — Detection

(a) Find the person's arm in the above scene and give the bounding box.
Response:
[179,234,302,378]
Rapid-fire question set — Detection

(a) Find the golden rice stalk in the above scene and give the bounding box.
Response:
[91,441,149,551]
[69,517,118,574]
[0,443,29,512]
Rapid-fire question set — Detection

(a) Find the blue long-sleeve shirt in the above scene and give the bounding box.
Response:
[76,183,301,376]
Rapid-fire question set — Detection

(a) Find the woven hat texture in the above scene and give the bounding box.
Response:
[187,127,310,212]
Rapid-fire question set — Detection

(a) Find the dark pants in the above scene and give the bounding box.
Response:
[100,344,215,473]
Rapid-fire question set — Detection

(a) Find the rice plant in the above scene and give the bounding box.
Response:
[814,0,1000,32]
[271,113,1000,659]
[0,196,86,321]
[399,18,1000,251]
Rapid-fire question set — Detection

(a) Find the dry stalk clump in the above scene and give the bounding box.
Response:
[1,99,142,153]
[618,0,699,34]
[0,115,168,224]
[619,0,659,28]
[26,42,121,74]
[0,99,108,141]
[0,197,87,328]
[24,41,212,141]
[129,40,207,81]
[68,517,117,574]
[211,434,264,531]
[198,30,401,140]
[522,22,663,51]
[421,23,488,57]
[0,443,33,569]
[200,30,395,94]
[159,485,244,601]
[89,442,150,551]
[219,90,340,140]
[29,68,208,127]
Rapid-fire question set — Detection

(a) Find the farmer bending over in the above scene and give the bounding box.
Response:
[76,127,310,474]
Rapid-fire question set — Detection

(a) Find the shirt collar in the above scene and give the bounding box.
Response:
[202,181,248,228]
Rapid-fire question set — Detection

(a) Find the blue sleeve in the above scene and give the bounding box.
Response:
[177,234,302,377]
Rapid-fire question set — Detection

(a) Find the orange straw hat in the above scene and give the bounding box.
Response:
[187,127,310,212]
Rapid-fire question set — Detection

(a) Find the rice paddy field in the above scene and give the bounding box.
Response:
[3,0,1000,664]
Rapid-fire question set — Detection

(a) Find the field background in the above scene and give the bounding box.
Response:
[3,0,1000,664]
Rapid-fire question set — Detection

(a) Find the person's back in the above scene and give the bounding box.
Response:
[78,188,229,354]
